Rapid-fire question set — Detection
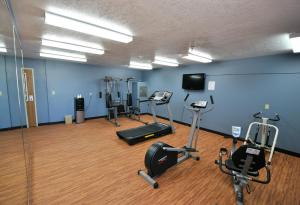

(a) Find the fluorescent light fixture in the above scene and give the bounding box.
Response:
[40,53,87,62]
[153,56,179,67]
[183,54,212,63]
[290,36,300,53]
[45,12,133,43]
[129,61,152,70]
[40,49,86,59]
[40,48,87,62]
[42,38,104,55]
[0,47,7,53]
[183,48,213,63]
[188,48,212,59]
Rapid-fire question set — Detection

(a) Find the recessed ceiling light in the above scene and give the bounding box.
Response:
[153,56,179,67]
[129,61,152,70]
[40,48,87,62]
[45,12,133,43]
[42,36,104,55]
[290,36,300,53]
[183,48,213,63]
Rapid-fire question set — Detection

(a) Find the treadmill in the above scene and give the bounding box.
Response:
[117,91,175,145]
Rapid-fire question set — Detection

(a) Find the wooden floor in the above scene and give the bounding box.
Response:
[0,115,299,205]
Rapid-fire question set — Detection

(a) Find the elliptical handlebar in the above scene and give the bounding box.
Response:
[253,112,280,122]
[139,99,150,103]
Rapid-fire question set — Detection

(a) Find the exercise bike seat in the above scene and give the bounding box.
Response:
[225,159,259,177]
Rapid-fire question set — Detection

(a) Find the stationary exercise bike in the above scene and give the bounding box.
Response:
[215,117,279,205]
[138,96,214,188]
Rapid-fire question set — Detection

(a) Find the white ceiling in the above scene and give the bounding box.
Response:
[2,0,300,67]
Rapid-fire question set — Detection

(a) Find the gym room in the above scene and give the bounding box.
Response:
[1,0,300,204]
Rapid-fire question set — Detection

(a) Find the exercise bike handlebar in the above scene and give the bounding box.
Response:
[251,165,271,184]
[244,122,279,163]
[253,112,280,122]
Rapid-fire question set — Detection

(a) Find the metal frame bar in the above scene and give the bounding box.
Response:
[244,122,279,162]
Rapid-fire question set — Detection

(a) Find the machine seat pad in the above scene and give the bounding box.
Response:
[225,159,259,177]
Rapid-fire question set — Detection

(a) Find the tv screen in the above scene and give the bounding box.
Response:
[182,73,205,90]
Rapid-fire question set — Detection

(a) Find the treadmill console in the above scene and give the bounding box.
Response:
[149,91,173,104]
[191,100,208,108]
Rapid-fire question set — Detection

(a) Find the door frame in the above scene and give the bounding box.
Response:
[21,68,38,128]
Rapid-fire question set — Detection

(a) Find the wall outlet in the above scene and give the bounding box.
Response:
[0,91,2,96]
[52,90,56,95]
[264,103,270,110]
[89,92,93,96]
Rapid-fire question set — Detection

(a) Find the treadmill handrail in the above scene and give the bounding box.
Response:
[139,99,150,103]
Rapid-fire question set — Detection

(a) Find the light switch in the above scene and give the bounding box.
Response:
[52,90,56,95]
[264,104,270,110]
[89,92,93,96]
[0,91,2,96]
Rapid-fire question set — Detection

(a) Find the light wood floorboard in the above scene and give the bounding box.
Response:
[0,116,299,204]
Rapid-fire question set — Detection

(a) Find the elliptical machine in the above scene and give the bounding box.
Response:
[138,96,214,188]
[215,113,280,205]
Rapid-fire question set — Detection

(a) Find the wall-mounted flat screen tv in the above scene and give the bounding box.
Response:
[182,73,205,90]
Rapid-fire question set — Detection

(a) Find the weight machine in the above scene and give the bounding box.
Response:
[125,78,147,124]
[103,76,123,127]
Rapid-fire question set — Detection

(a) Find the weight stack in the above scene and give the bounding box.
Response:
[74,97,85,123]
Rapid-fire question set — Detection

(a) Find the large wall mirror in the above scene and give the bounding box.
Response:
[0,1,31,204]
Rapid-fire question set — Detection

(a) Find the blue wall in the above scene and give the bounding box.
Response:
[1,53,300,153]
[0,56,143,127]
[142,54,300,153]
[44,60,142,122]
